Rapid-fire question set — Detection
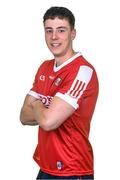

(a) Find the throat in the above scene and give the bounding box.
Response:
[55,51,76,67]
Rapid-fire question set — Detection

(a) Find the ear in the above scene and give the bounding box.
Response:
[71,29,76,40]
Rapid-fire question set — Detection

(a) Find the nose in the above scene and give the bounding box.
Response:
[51,30,58,40]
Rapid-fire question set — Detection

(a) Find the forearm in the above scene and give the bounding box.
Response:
[20,106,38,126]
[31,99,63,131]
[31,97,75,131]
[32,100,47,128]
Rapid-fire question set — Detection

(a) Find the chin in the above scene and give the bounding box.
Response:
[50,50,62,57]
[53,53,63,58]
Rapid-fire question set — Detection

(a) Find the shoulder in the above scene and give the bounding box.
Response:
[36,59,54,72]
[39,59,54,68]
[66,55,93,74]
[72,55,98,78]
[66,55,98,86]
[73,55,94,70]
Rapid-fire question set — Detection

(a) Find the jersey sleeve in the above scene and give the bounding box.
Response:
[55,65,93,109]
[28,62,45,99]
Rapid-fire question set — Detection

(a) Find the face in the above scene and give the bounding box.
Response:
[44,17,76,59]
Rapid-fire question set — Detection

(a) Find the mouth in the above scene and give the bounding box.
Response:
[51,43,61,48]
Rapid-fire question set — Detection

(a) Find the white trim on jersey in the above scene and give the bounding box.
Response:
[28,90,40,99]
[55,66,93,109]
[28,90,53,107]
[56,92,79,109]
[54,52,82,72]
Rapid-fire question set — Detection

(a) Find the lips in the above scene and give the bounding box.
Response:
[51,43,61,47]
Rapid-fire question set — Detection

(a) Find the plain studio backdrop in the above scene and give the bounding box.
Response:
[0,0,120,179]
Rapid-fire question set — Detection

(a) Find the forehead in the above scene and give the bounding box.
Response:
[44,17,70,29]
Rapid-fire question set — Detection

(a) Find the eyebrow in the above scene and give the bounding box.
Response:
[45,26,67,30]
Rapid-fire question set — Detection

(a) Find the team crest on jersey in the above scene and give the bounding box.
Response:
[55,77,62,86]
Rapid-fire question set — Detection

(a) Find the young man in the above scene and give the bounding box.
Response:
[20,7,99,179]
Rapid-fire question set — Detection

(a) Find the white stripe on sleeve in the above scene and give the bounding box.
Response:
[56,66,93,109]
[28,90,40,99]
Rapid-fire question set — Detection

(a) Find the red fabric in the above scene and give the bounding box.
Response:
[29,54,98,176]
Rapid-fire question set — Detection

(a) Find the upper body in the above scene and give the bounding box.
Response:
[20,7,99,176]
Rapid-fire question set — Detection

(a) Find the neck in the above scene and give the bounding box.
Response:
[55,50,76,67]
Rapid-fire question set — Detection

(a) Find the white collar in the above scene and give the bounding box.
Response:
[54,52,82,72]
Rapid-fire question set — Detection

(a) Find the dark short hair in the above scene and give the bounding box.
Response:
[43,6,75,30]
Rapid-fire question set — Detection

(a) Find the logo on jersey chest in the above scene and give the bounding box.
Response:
[39,74,62,87]
[39,75,45,81]
[49,75,55,80]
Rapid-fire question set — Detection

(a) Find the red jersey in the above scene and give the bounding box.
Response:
[28,52,99,176]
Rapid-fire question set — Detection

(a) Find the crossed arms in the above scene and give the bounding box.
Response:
[20,94,75,131]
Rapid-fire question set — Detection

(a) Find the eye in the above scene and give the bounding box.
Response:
[58,29,66,33]
[45,29,53,33]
